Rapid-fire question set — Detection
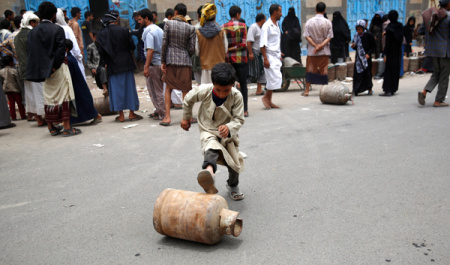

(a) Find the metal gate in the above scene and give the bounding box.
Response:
[347,0,406,39]
[215,0,301,28]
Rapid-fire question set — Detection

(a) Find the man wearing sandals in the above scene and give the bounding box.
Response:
[181,63,245,201]
[26,2,81,136]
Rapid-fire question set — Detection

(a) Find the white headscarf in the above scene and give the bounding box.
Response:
[21,11,40,30]
[56,8,68,27]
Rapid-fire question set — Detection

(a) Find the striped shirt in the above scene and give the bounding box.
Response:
[222,19,247,64]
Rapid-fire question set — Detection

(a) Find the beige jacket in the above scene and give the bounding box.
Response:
[68,19,84,51]
[0,66,21,93]
[183,84,245,173]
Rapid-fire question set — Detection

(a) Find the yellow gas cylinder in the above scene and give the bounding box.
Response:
[153,189,243,244]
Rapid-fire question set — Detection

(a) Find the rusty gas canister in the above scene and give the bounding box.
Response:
[153,189,243,244]
[409,56,419,72]
[328,64,336,81]
[93,96,116,116]
[403,57,409,73]
[346,61,355,78]
[319,85,352,105]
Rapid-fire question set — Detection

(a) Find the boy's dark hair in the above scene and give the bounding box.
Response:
[174,3,187,16]
[316,2,326,13]
[4,10,14,18]
[211,63,236,86]
[197,5,204,18]
[0,19,11,30]
[71,7,81,18]
[165,8,174,18]
[269,4,280,16]
[20,9,27,16]
[2,55,13,66]
[229,6,241,18]
[38,2,57,20]
[84,11,92,19]
[13,16,22,28]
[255,13,265,22]
[152,11,158,17]
[66,39,73,52]
[139,9,153,22]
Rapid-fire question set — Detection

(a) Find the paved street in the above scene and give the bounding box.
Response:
[1,73,449,264]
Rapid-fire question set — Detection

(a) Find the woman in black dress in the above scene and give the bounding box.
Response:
[281,7,301,63]
[403,16,416,57]
[330,11,351,64]
[380,10,403,97]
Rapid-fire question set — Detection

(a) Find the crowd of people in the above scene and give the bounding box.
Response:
[1,1,449,133]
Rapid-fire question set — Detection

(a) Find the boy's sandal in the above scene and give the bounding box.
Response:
[197,169,218,194]
[49,124,64,136]
[115,116,125,122]
[62,127,82,137]
[226,185,244,201]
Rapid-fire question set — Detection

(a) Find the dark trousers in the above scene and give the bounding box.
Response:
[6,92,26,120]
[202,149,239,187]
[232,63,248,111]
[424,57,450,102]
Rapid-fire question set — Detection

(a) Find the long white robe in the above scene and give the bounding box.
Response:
[183,84,245,173]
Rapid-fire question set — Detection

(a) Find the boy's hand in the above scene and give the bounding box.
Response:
[180,119,191,131]
[218,125,229,139]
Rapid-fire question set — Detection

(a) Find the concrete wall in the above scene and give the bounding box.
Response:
[0,0,25,20]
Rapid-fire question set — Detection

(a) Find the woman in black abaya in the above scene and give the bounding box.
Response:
[403,16,416,57]
[281,7,301,63]
[369,11,384,58]
[330,11,351,64]
[380,10,403,97]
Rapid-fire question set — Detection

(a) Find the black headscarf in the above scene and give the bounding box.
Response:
[403,16,416,44]
[282,7,301,40]
[370,14,383,29]
[386,10,403,42]
[97,10,119,61]
[331,11,351,46]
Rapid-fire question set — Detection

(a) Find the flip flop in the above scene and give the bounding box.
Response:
[48,124,64,136]
[148,113,159,118]
[159,121,171,126]
[226,185,244,201]
[418,92,426,105]
[0,123,16,130]
[62,127,82,137]
[301,92,309,97]
[115,116,125,122]
[129,114,143,121]
[197,169,218,194]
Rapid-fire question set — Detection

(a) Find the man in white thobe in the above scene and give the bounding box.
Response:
[260,4,283,109]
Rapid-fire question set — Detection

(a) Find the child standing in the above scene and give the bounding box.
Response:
[0,56,26,120]
[181,63,245,201]
[351,20,376,96]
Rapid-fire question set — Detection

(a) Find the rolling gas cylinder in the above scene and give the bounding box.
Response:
[153,189,243,244]
[93,96,115,116]
[319,85,352,105]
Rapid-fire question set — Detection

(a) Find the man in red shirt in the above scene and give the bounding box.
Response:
[222,6,249,117]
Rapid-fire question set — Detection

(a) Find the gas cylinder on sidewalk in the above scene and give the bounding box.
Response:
[319,85,352,105]
[153,189,243,244]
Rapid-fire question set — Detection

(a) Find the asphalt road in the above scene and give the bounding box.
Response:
[1,73,449,264]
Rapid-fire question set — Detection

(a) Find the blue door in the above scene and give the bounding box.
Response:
[216,0,301,29]
[347,0,406,40]
[25,0,91,22]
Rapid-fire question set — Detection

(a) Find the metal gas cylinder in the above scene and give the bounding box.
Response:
[409,56,419,71]
[153,189,243,245]
[371,60,378,76]
[346,61,355,78]
[328,64,336,81]
[319,85,352,105]
[335,63,347,80]
[93,96,116,116]
[403,57,410,73]
[376,57,385,78]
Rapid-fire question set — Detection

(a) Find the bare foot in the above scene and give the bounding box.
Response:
[262,97,271,109]
[270,102,280,108]
[161,117,171,124]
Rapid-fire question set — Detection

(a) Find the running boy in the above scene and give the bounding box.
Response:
[181,63,245,200]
